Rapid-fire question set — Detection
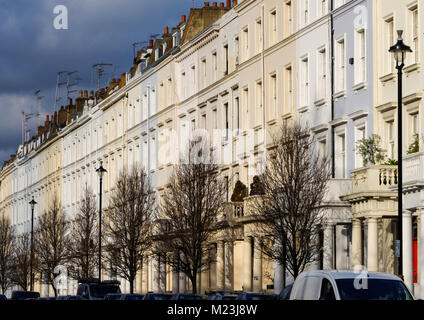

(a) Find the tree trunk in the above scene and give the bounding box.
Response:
[51,283,57,297]
[129,276,134,294]
[191,273,197,294]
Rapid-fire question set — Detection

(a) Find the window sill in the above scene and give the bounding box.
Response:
[379,72,395,83]
[298,106,309,114]
[282,112,294,120]
[266,118,277,126]
[352,81,367,92]
[314,98,327,107]
[404,63,420,74]
[333,90,346,99]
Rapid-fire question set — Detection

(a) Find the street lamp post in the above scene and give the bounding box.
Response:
[29,197,37,291]
[96,161,107,283]
[389,30,412,277]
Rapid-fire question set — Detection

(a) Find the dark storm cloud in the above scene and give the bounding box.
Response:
[0,0,195,162]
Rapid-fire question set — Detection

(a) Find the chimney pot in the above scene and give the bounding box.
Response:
[204,2,209,6]
[68,98,72,105]
[149,39,154,47]
[182,15,186,22]
[219,2,224,7]
[79,90,82,98]
[46,115,49,122]
[233,0,237,6]
[164,26,169,34]
[226,0,231,7]
[90,90,94,98]
[212,2,217,7]
[84,90,88,98]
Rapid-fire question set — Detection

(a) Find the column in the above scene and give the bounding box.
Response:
[152,255,159,293]
[403,210,413,293]
[242,236,252,292]
[136,269,142,294]
[142,255,148,293]
[172,257,179,294]
[323,223,334,270]
[216,241,225,291]
[253,238,262,293]
[179,253,186,294]
[419,208,424,299]
[159,256,166,293]
[273,240,284,294]
[352,219,363,271]
[367,217,378,272]
[224,241,234,292]
[200,255,209,295]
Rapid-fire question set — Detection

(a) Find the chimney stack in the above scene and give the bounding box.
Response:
[204,2,210,6]
[212,2,217,7]
[226,0,231,7]
[219,2,224,7]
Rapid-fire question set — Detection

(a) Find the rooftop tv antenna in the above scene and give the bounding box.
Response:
[92,62,113,90]
[34,90,44,125]
[132,41,148,60]
[66,70,81,99]
[54,71,68,113]
[21,111,36,144]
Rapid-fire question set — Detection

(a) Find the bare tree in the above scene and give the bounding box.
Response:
[251,123,331,280]
[104,164,155,294]
[34,196,69,297]
[155,138,226,294]
[67,186,98,280]
[0,215,14,293]
[10,233,33,291]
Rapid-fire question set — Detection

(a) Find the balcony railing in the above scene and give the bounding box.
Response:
[350,165,398,194]
[404,152,424,187]
[221,202,244,221]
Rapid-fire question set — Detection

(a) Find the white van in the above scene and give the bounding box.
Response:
[289,270,414,300]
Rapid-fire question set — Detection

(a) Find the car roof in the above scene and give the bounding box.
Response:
[298,270,402,281]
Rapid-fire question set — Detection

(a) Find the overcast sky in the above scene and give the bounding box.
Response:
[0,0,196,162]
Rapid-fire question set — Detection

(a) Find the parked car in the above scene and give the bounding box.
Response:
[236,292,278,300]
[119,294,145,300]
[104,293,123,300]
[279,283,293,300]
[76,278,121,300]
[0,294,7,301]
[36,297,56,300]
[171,293,202,300]
[207,292,237,300]
[289,270,414,300]
[143,293,173,300]
[11,291,40,300]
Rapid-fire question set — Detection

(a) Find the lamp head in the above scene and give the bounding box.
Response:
[389,30,412,66]
[96,161,107,178]
[29,197,37,209]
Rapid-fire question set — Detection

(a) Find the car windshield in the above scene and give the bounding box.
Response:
[123,295,144,300]
[336,279,413,300]
[90,285,121,298]
[245,294,275,300]
[13,292,39,299]
[149,294,172,300]
[179,295,201,300]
